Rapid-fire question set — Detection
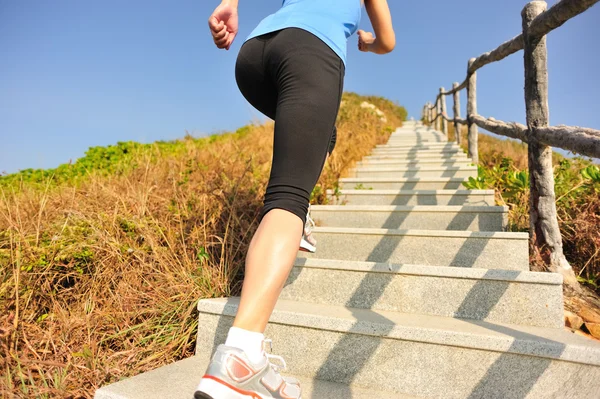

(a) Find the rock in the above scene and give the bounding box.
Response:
[360,102,376,110]
[580,307,600,324]
[574,329,590,339]
[585,323,600,340]
[564,310,583,330]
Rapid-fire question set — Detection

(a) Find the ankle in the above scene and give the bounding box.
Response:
[224,326,266,364]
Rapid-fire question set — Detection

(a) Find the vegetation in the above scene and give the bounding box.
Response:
[451,125,600,293]
[0,93,406,397]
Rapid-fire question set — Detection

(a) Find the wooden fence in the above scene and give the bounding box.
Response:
[422,0,600,288]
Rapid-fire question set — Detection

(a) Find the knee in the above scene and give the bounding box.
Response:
[260,189,308,226]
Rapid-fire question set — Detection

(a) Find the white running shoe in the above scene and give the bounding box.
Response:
[194,340,301,399]
[299,206,316,253]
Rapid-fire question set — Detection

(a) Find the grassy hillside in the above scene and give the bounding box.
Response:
[0,93,406,397]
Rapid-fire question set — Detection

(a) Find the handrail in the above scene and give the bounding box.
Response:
[436,0,599,99]
[421,0,599,288]
[425,0,600,160]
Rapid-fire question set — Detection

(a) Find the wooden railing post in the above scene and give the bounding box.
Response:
[467,58,479,164]
[440,88,448,136]
[522,1,578,288]
[436,98,442,132]
[427,103,431,126]
[429,102,433,127]
[452,82,462,145]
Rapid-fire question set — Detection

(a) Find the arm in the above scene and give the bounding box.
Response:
[358,0,395,54]
[209,0,239,50]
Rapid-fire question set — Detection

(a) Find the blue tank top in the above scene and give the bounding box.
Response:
[246,0,362,66]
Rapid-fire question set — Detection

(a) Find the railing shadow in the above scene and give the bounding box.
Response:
[354,167,463,179]
[296,128,556,397]
[306,188,503,397]
[463,319,564,399]
[193,127,552,398]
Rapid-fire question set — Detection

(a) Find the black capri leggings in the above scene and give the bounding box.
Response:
[235,28,345,226]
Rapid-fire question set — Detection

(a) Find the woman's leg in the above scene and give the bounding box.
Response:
[195,28,343,399]
[233,28,345,334]
[233,36,303,336]
[233,209,303,332]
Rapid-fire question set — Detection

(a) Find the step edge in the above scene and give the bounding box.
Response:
[325,189,495,195]
[196,298,600,367]
[311,226,529,239]
[94,356,416,399]
[292,258,562,285]
[339,177,469,182]
[349,167,478,172]
[310,205,508,213]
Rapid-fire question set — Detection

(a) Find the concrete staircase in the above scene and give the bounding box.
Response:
[96,121,600,399]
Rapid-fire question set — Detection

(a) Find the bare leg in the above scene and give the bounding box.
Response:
[233,153,330,333]
[233,209,303,332]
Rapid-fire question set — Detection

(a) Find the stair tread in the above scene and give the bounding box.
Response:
[311,226,528,239]
[94,356,416,399]
[340,177,468,182]
[311,205,507,212]
[351,166,477,171]
[292,258,560,284]
[326,189,494,194]
[198,297,600,367]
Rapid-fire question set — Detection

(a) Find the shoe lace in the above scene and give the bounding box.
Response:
[262,338,288,373]
[304,206,316,235]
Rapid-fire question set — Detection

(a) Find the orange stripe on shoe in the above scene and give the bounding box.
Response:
[201,375,263,399]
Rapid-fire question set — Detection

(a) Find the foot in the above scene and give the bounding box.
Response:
[299,206,316,253]
[194,340,301,399]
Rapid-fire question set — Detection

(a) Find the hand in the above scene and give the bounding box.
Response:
[208,3,238,50]
[357,30,375,52]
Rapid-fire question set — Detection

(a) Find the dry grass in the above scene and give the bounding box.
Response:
[0,93,405,398]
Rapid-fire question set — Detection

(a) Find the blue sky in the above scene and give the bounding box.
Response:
[1,0,598,174]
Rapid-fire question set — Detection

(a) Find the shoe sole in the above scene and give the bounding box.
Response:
[195,376,266,399]
[299,239,316,253]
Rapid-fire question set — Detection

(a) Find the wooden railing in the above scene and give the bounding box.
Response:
[422,0,600,289]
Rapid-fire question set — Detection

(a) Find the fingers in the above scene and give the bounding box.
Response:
[209,13,237,50]
[224,34,236,50]
[215,31,230,49]
[208,15,224,34]
[209,17,228,49]
[358,38,368,52]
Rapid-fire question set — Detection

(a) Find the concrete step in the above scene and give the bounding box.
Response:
[326,189,495,206]
[387,136,448,143]
[297,227,529,270]
[376,143,459,150]
[196,298,600,399]
[94,355,415,399]
[348,166,477,178]
[282,258,564,328]
[375,142,460,150]
[357,159,473,167]
[339,177,467,190]
[388,137,449,145]
[371,148,465,156]
[364,152,468,160]
[390,130,443,134]
[310,205,507,231]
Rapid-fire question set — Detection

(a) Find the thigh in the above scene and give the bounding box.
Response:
[235,37,277,120]
[266,29,345,194]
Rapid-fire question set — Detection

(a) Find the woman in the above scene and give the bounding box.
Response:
[195,1,394,398]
